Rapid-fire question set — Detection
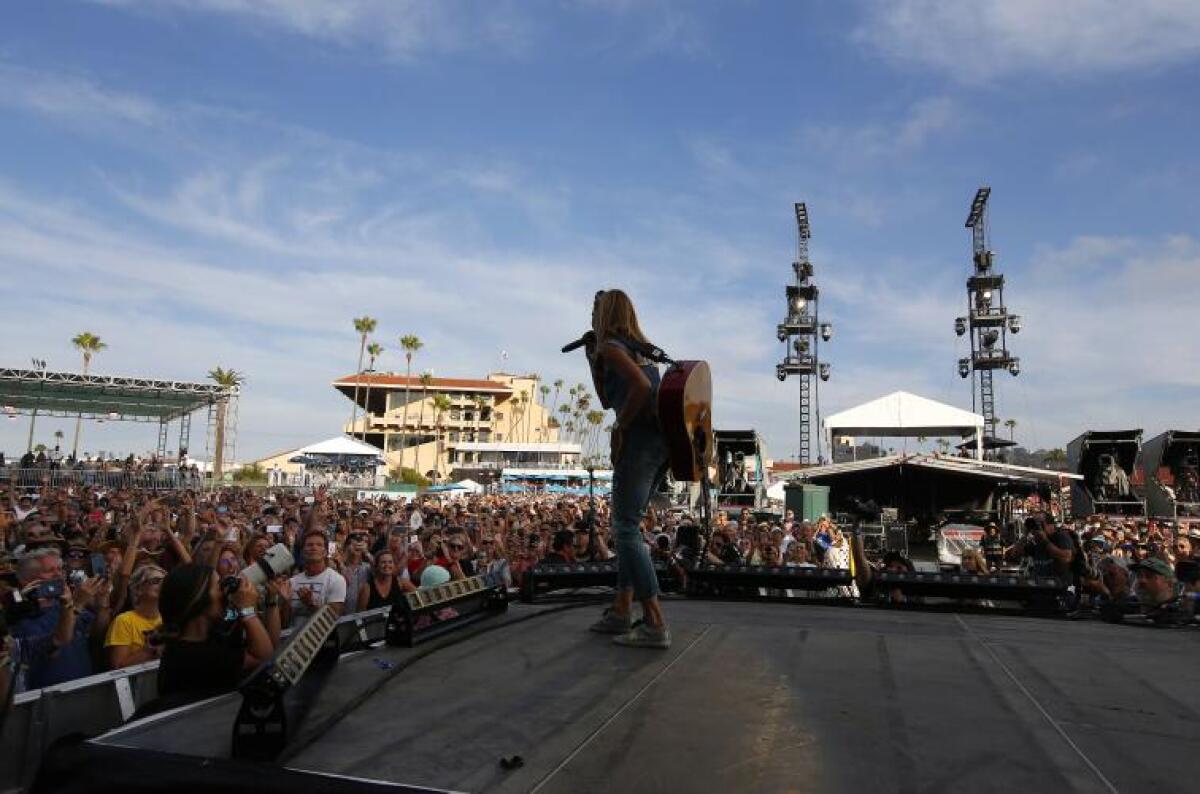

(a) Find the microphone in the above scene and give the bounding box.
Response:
[561,331,595,354]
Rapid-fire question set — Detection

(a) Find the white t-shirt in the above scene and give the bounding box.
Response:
[288,566,347,627]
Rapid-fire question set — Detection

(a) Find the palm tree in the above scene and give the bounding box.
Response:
[524,374,540,443]
[549,379,564,437]
[53,429,64,450]
[413,371,435,477]
[70,332,107,457]
[398,334,423,466]
[431,393,453,479]
[1003,418,1017,442]
[361,342,384,443]
[557,404,571,436]
[207,367,244,482]
[584,409,604,455]
[348,316,377,437]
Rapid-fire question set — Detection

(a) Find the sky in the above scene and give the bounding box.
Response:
[1,0,1199,464]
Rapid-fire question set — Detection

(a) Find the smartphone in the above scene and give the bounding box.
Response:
[35,579,65,600]
[90,552,108,578]
[328,541,338,555]
[217,505,228,514]
[266,524,282,534]
[409,534,418,545]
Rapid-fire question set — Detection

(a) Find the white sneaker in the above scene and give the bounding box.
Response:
[612,620,671,649]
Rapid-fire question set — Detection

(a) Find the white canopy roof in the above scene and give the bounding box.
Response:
[297,436,385,457]
[824,391,984,439]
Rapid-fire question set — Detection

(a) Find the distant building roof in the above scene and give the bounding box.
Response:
[333,374,512,393]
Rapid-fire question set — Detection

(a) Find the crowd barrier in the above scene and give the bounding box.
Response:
[1,468,201,491]
[0,607,391,793]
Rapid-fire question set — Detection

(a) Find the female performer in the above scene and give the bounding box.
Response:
[585,289,672,649]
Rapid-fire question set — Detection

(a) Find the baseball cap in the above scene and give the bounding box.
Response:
[1130,557,1174,579]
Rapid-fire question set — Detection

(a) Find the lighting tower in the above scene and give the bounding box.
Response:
[955,187,1022,447]
[776,202,833,464]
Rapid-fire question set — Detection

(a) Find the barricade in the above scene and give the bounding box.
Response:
[0,607,391,793]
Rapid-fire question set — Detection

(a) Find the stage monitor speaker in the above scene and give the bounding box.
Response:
[386,574,507,647]
[875,571,1067,603]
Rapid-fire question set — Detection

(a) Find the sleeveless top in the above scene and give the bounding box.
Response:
[365,576,407,610]
[602,335,661,429]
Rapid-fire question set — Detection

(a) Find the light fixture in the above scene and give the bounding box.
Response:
[820,323,833,342]
[776,327,788,342]
[793,338,809,354]
[107,411,119,420]
[791,295,806,312]
[981,329,999,349]
[954,317,967,336]
[1009,360,1020,376]
[776,365,787,382]
[1008,315,1022,334]
[819,363,831,382]
[958,358,970,378]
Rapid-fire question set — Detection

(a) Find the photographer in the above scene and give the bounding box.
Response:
[156,562,279,699]
[7,548,108,690]
[1005,514,1073,581]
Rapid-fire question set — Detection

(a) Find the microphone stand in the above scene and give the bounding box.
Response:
[586,461,598,561]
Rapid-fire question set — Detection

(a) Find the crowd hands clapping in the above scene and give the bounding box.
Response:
[4,480,1198,704]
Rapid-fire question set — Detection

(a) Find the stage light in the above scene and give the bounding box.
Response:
[776,365,787,382]
[1008,315,1022,334]
[792,295,806,312]
[958,358,970,378]
[820,323,833,342]
[954,317,966,336]
[107,411,119,420]
[980,289,993,304]
[1009,360,1021,376]
[776,327,788,342]
[819,363,831,381]
[793,338,809,354]
[981,329,999,349]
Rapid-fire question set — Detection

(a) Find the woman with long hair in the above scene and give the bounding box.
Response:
[585,289,672,648]
[155,562,279,700]
[356,550,414,612]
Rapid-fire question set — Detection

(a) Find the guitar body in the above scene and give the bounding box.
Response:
[657,360,714,481]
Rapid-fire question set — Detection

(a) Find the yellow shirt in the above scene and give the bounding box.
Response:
[104,610,162,649]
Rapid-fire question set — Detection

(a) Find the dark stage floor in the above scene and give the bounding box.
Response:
[92,600,1200,793]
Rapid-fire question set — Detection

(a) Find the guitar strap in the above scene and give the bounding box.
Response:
[620,336,674,366]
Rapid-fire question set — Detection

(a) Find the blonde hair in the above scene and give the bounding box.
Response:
[592,289,652,347]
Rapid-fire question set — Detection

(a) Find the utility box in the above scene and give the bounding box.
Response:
[784,482,829,522]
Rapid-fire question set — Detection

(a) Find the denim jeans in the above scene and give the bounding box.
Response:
[611,424,669,600]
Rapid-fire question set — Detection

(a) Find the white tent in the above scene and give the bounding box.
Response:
[765,480,787,502]
[456,478,484,494]
[296,436,385,456]
[823,391,985,460]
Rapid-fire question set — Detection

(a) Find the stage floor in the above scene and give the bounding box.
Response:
[94,599,1200,793]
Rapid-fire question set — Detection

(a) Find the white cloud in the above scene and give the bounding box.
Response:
[90,0,534,59]
[855,0,1200,82]
[0,63,164,126]
[801,96,959,164]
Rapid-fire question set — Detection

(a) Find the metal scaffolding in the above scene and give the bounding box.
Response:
[776,202,834,464]
[955,188,1022,448]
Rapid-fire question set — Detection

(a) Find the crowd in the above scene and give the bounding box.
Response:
[2,481,1198,708]
[1,449,202,488]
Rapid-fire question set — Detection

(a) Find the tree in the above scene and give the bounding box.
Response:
[1043,448,1068,470]
[549,379,563,437]
[1004,418,1017,442]
[431,393,453,480]
[413,371,434,477]
[70,332,107,457]
[539,384,551,437]
[53,429,64,448]
[584,409,604,455]
[207,367,245,482]
[398,334,423,467]
[360,342,384,442]
[348,316,377,438]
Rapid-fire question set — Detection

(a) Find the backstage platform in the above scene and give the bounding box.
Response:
[58,600,1200,794]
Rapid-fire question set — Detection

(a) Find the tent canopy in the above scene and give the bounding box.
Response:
[825,391,984,439]
[297,436,385,457]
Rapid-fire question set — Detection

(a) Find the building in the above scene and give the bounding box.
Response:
[333,371,569,478]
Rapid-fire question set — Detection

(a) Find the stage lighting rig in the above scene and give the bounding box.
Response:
[776,202,833,463]
[954,187,1023,448]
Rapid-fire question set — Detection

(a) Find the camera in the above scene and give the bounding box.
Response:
[241,542,295,588]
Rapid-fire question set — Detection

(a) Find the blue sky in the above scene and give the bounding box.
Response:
[2,1,1199,462]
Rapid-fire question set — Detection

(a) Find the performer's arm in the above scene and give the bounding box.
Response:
[598,343,651,429]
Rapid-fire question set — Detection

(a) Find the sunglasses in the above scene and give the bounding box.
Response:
[449,543,465,551]
[67,550,88,559]
[349,534,367,542]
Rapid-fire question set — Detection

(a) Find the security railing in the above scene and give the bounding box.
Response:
[0,467,203,491]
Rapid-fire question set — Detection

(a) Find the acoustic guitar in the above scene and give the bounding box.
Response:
[657,360,714,482]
